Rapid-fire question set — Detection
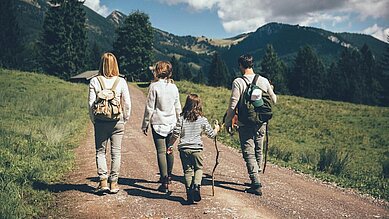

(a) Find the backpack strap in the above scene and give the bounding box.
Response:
[252,74,260,86]
[111,76,121,91]
[96,76,106,90]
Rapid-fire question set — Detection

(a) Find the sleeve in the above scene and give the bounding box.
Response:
[225,79,241,127]
[174,86,182,120]
[121,79,131,122]
[172,116,183,139]
[266,79,277,104]
[202,117,216,139]
[88,79,97,123]
[141,84,156,130]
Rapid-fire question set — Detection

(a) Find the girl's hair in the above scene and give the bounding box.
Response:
[153,61,173,80]
[99,53,119,77]
[181,94,203,122]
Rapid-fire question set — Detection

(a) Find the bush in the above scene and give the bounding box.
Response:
[317,146,350,176]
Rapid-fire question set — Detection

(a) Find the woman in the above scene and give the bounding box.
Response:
[88,53,131,194]
[142,61,181,193]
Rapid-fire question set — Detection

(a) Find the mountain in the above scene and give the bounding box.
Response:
[222,22,388,71]
[13,1,388,73]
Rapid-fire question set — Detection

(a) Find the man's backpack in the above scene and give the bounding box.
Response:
[92,76,122,121]
[238,74,273,126]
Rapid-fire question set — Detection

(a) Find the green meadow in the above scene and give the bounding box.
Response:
[138,81,389,200]
[0,69,88,218]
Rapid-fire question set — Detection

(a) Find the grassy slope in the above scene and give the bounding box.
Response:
[0,69,89,218]
[136,81,389,200]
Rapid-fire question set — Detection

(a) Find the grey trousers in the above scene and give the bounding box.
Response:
[152,128,174,179]
[238,123,266,185]
[94,121,124,182]
[179,148,204,188]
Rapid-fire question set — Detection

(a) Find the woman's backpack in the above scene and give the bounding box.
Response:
[238,74,273,126]
[93,76,122,121]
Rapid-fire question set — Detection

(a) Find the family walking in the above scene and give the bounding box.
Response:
[88,52,276,204]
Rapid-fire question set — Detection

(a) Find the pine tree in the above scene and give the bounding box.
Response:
[0,0,22,69]
[378,36,389,105]
[290,46,326,98]
[88,41,102,69]
[170,56,183,81]
[113,11,153,81]
[39,0,87,80]
[182,64,193,81]
[194,69,206,84]
[337,48,363,103]
[260,44,289,94]
[360,44,381,105]
[208,53,229,87]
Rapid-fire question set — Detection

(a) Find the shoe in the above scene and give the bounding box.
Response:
[186,187,194,204]
[110,181,119,194]
[192,184,201,202]
[158,176,169,193]
[96,178,109,193]
[245,183,262,196]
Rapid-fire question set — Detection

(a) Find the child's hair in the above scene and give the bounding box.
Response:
[99,53,119,77]
[181,94,203,122]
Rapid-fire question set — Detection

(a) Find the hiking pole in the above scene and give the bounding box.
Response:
[212,119,220,196]
[263,122,269,174]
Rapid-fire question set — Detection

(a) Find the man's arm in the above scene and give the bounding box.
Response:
[225,79,241,128]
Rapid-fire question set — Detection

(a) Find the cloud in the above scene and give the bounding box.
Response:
[159,0,389,34]
[84,0,110,17]
[363,24,389,42]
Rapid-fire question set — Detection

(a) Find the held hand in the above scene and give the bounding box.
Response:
[214,124,220,134]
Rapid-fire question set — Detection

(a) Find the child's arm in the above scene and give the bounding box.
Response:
[169,116,182,146]
[202,118,220,139]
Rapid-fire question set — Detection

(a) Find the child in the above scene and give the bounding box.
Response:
[170,94,220,204]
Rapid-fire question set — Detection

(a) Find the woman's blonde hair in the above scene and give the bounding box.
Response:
[153,61,172,80]
[99,53,119,77]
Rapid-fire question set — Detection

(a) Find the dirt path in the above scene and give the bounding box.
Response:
[50,84,389,218]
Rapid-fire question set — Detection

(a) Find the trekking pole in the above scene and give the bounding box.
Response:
[263,122,269,174]
[211,120,220,196]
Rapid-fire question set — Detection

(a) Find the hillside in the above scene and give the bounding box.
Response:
[0,69,88,218]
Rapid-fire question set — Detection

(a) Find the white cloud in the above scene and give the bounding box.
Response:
[363,24,389,42]
[159,0,389,34]
[84,0,110,17]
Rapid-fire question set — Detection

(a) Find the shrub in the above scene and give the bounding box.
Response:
[317,146,350,176]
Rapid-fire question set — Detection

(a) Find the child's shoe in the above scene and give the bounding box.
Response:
[110,181,119,194]
[192,184,201,202]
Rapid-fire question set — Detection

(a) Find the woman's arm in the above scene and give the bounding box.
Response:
[121,79,131,122]
[141,84,156,131]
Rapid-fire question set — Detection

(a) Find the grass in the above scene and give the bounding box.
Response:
[0,69,89,218]
[136,80,389,201]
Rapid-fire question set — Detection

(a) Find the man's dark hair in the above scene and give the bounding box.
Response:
[238,54,254,69]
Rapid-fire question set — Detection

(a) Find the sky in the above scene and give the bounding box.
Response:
[84,0,389,42]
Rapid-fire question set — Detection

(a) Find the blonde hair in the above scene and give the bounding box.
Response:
[153,61,173,81]
[99,53,119,78]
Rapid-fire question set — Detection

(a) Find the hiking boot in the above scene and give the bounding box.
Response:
[186,187,194,204]
[245,183,262,196]
[157,176,169,193]
[110,181,119,194]
[192,184,201,202]
[96,178,109,193]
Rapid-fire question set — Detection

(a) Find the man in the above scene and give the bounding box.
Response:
[225,54,277,195]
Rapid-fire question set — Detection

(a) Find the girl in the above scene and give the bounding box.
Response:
[88,53,131,194]
[171,94,219,204]
[141,61,181,193]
